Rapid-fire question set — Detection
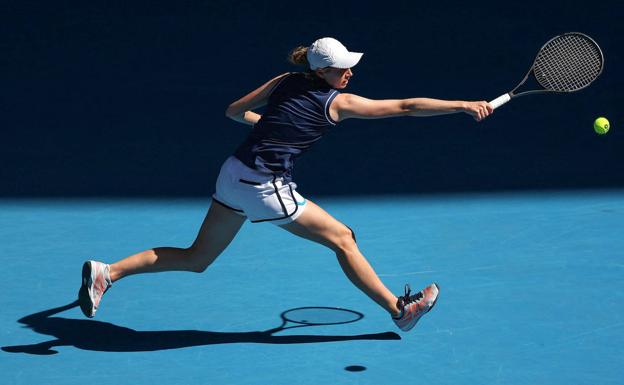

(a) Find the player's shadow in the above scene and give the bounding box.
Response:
[2,301,400,355]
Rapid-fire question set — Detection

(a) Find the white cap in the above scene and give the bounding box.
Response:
[306,37,363,70]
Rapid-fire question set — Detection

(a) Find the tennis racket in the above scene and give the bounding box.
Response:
[489,32,604,110]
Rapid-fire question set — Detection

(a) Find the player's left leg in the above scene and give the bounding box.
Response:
[108,200,246,281]
[79,201,246,318]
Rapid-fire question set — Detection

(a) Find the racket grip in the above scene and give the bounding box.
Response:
[488,93,511,110]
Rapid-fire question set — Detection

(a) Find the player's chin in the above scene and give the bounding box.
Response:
[337,80,349,89]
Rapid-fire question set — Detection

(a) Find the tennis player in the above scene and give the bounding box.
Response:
[79,37,492,331]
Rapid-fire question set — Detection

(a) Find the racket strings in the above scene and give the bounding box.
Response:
[533,34,603,92]
[538,37,598,88]
[539,37,599,89]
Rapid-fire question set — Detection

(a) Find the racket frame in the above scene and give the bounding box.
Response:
[489,32,604,110]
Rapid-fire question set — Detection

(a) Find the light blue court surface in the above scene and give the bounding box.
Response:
[1,191,623,385]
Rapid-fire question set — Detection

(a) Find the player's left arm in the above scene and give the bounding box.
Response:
[225,72,290,125]
[330,93,493,122]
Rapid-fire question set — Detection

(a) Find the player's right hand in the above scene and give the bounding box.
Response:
[463,101,493,122]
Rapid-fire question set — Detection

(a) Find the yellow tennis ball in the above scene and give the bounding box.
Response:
[594,117,610,135]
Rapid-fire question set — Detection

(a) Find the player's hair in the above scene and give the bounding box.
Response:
[288,46,309,67]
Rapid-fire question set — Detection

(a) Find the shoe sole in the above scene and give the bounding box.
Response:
[78,261,95,318]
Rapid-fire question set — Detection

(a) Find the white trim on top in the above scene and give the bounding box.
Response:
[323,90,338,126]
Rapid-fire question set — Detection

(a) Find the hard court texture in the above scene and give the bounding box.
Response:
[1,191,623,384]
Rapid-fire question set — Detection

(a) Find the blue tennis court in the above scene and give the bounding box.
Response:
[2,191,623,384]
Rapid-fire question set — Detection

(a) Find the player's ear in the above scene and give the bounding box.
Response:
[314,68,328,79]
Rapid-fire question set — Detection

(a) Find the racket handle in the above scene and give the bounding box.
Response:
[488,93,511,110]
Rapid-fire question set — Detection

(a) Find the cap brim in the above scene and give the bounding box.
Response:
[332,52,363,69]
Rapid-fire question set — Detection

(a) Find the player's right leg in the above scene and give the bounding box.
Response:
[279,200,439,331]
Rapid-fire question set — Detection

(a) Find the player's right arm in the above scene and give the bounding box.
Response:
[330,94,492,122]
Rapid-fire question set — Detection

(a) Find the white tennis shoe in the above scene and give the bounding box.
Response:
[78,260,112,318]
[392,283,439,331]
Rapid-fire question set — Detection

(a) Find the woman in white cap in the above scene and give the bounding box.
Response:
[79,37,492,332]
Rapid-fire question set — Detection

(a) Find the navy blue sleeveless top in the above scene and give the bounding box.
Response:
[233,72,340,182]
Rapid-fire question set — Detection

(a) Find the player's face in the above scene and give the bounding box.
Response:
[317,67,353,89]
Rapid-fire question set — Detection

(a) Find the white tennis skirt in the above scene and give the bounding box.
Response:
[212,156,307,224]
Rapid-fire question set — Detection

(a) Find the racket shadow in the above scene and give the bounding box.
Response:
[2,302,400,355]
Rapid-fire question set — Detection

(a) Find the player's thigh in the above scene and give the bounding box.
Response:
[279,200,352,252]
[191,201,247,256]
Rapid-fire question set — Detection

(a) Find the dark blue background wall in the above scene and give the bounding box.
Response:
[3,0,623,197]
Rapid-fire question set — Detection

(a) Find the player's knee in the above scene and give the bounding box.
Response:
[186,245,217,273]
[335,225,357,254]
[346,225,356,243]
